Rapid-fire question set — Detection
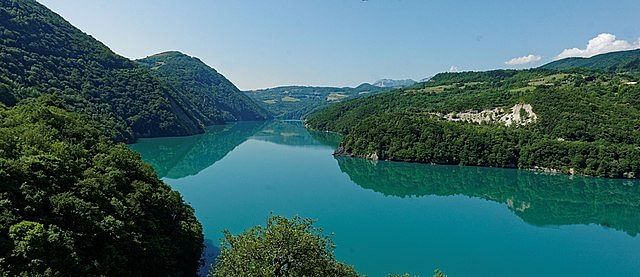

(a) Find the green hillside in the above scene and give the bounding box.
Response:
[245,83,385,119]
[0,0,211,142]
[306,69,640,178]
[137,51,271,123]
[541,49,640,73]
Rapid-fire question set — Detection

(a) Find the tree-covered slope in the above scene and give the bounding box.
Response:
[541,49,640,73]
[137,51,271,124]
[306,69,640,178]
[245,83,386,119]
[0,0,206,142]
[0,97,203,276]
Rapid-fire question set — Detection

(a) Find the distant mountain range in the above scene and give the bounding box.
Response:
[373,78,417,88]
[244,83,388,119]
[245,79,422,119]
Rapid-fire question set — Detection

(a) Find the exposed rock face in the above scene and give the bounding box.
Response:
[333,146,379,161]
[432,103,538,127]
[366,152,379,161]
[334,146,348,156]
[502,104,538,126]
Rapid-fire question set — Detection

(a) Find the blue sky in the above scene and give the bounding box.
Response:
[38,0,640,90]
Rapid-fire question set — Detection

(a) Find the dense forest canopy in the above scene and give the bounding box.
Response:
[0,97,203,276]
[137,51,271,124]
[307,68,640,178]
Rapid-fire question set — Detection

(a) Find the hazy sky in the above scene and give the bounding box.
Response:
[38,0,640,90]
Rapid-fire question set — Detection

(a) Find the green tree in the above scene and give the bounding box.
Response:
[210,215,359,277]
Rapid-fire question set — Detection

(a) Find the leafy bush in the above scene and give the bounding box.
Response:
[210,215,359,277]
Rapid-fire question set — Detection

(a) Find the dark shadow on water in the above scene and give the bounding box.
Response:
[336,157,640,236]
[198,238,220,277]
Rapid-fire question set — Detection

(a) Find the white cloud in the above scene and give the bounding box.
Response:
[505,54,542,65]
[448,65,459,72]
[555,33,640,60]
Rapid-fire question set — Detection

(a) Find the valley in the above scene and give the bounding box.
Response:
[2,0,640,276]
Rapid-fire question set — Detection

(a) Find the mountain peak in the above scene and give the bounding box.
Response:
[137,52,272,123]
[148,50,188,58]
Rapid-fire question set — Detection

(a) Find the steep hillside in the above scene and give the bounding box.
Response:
[307,69,640,178]
[245,83,387,119]
[137,51,271,123]
[541,49,640,73]
[0,0,206,141]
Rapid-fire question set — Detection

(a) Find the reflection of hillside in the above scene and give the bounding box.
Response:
[337,157,640,236]
[251,120,341,148]
[308,130,342,149]
[131,121,266,178]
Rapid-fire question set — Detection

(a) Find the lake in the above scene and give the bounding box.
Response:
[130,120,640,277]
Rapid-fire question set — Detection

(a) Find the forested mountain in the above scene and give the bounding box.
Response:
[541,49,640,73]
[306,69,640,178]
[0,97,203,275]
[245,83,387,119]
[0,0,212,142]
[137,51,271,124]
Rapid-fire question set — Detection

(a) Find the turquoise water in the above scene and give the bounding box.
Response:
[131,121,640,277]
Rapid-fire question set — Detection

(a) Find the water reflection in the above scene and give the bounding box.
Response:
[131,121,341,179]
[131,121,266,179]
[252,120,342,148]
[132,121,640,276]
[336,157,640,236]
